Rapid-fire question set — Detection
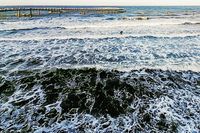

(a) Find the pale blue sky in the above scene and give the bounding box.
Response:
[0,0,200,6]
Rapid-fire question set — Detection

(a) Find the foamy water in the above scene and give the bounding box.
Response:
[0,6,200,133]
[0,17,200,73]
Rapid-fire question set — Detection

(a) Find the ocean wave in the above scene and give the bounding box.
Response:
[105,17,116,20]
[0,68,200,132]
[1,34,200,41]
[120,16,150,20]
[0,6,200,133]
[0,26,66,34]
[1,19,199,35]
[181,22,200,25]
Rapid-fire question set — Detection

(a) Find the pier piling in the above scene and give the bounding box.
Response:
[30,8,33,17]
[0,7,126,17]
[16,9,21,17]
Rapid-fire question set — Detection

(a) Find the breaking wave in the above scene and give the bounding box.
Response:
[0,26,66,34]
[181,22,200,25]
[1,34,200,41]
[1,6,200,133]
[0,68,200,132]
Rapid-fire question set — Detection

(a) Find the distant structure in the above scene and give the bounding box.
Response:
[0,7,126,17]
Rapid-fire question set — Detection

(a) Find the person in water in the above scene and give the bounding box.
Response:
[120,31,123,35]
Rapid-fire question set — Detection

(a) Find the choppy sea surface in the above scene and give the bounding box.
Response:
[0,6,200,133]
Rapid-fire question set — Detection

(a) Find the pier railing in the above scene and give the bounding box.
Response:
[0,7,126,17]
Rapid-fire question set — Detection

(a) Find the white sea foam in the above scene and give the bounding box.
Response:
[0,7,200,133]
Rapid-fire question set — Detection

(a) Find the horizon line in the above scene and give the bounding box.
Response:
[1,5,200,7]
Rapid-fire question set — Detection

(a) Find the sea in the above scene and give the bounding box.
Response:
[0,6,200,132]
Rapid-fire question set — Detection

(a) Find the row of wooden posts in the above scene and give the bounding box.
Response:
[0,8,125,17]
[16,8,61,17]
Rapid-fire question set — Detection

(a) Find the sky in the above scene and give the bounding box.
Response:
[0,0,200,6]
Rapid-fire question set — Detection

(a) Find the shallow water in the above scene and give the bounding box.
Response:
[0,6,200,133]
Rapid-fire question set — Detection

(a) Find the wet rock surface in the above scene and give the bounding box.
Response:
[0,68,200,132]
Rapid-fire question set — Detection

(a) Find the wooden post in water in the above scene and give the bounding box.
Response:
[59,9,61,16]
[1,7,125,18]
[16,8,21,17]
[30,8,33,17]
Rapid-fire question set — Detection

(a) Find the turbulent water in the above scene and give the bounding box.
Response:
[0,6,200,133]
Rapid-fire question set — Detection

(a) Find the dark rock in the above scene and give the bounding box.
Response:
[157,113,169,131]
[92,81,125,117]
[37,107,46,114]
[12,98,33,106]
[143,113,151,123]
[38,118,45,125]
[197,80,200,86]
[90,73,97,86]
[157,120,168,131]
[0,79,15,96]
[160,113,166,119]
[43,85,60,105]
[1,67,197,132]
[170,121,178,132]
[60,93,88,113]
[104,78,120,96]
[45,108,57,118]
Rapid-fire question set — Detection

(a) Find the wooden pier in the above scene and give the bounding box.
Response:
[0,7,125,17]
